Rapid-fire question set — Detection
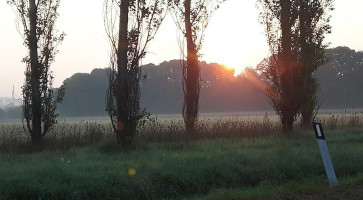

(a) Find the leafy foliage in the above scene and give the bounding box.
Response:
[297,0,333,127]
[256,0,333,131]
[257,0,302,132]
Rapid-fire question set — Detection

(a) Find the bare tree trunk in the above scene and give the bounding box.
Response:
[116,0,130,145]
[301,110,313,128]
[29,0,42,148]
[183,0,200,141]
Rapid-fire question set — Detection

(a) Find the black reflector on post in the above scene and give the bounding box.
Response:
[313,121,325,140]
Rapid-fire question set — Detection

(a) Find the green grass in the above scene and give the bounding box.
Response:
[1,128,363,199]
[187,175,363,200]
[187,179,327,200]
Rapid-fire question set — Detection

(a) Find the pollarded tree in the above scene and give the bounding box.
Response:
[8,0,65,149]
[169,0,225,140]
[104,0,167,145]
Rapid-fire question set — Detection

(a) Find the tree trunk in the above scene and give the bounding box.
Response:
[31,135,43,152]
[29,0,42,146]
[183,0,200,141]
[280,0,296,133]
[116,0,130,145]
[301,112,312,128]
[282,113,294,134]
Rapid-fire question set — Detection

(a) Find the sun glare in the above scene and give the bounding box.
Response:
[221,64,234,70]
[221,60,246,76]
[200,0,270,78]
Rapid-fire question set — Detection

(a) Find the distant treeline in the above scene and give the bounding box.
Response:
[315,47,363,108]
[3,46,363,118]
[0,107,22,120]
[55,46,363,117]
[57,60,271,117]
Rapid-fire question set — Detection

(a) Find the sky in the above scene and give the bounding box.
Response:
[1,0,363,98]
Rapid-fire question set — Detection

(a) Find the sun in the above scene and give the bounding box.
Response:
[221,63,234,70]
[220,60,246,76]
[199,0,270,78]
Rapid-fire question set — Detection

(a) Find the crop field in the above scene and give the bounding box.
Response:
[1,110,363,199]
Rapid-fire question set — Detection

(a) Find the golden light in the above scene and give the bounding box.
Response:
[128,168,136,176]
[221,64,234,70]
[220,60,246,76]
[200,0,270,78]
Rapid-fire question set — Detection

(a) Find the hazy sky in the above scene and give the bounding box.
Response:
[1,0,363,97]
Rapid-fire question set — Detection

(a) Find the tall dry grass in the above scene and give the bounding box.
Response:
[1,111,363,152]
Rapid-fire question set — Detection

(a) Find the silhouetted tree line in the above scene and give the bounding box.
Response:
[316,47,363,108]
[5,46,362,120]
[53,47,363,117]
[56,60,270,117]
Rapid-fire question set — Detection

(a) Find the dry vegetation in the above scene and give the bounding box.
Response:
[1,110,363,152]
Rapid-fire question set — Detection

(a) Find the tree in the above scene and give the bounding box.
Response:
[8,0,65,149]
[257,0,301,133]
[169,0,225,140]
[104,0,167,145]
[298,0,333,128]
[257,0,333,132]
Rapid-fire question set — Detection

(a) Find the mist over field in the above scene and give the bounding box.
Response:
[56,46,363,117]
[2,46,362,120]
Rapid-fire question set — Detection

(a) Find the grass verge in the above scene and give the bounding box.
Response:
[188,175,363,200]
[1,128,363,199]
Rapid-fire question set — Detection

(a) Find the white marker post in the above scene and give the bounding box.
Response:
[313,121,338,187]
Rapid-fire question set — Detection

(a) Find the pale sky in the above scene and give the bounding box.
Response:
[1,0,363,97]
